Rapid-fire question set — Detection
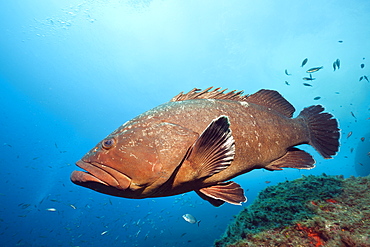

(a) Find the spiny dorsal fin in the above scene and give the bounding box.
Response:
[245,89,295,118]
[170,87,247,102]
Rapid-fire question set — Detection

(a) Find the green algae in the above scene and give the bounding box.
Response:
[215,174,370,247]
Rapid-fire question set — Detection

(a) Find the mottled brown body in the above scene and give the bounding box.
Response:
[130,100,306,189]
[71,88,339,206]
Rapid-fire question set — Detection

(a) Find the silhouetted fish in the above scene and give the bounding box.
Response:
[336,59,340,69]
[71,88,340,207]
[303,74,315,81]
[301,58,308,67]
[347,131,352,138]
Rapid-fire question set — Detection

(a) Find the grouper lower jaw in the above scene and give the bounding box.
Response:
[70,160,132,191]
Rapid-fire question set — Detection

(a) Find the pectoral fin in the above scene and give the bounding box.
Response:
[195,181,246,207]
[265,147,315,171]
[184,115,235,179]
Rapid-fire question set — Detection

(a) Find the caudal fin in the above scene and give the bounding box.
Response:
[298,105,340,159]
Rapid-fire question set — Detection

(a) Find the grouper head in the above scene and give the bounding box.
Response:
[70,120,199,199]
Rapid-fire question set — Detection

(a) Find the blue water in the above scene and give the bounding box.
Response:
[1,1,369,246]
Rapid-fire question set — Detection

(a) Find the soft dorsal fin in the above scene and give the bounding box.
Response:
[184,115,235,179]
[245,89,295,118]
[170,87,247,102]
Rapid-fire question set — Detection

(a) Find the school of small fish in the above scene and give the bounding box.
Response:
[284,44,369,102]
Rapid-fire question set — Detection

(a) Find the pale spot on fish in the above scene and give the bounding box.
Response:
[240,101,249,107]
[130,153,138,159]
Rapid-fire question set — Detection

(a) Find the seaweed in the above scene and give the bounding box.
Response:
[215,174,370,247]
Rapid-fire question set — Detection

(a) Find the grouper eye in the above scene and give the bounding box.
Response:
[102,138,115,150]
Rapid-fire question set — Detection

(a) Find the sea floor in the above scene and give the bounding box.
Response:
[215,174,370,247]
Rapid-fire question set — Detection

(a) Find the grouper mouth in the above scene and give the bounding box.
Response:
[70,160,131,191]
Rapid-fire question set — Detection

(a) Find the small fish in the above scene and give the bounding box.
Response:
[303,83,312,87]
[180,233,187,237]
[284,69,291,76]
[359,76,364,81]
[301,58,308,67]
[313,96,321,100]
[361,137,365,142]
[335,59,340,69]
[361,64,365,69]
[70,204,76,209]
[333,61,337,71]
[19,203,31,209]
[303,76,315,81]
[46,208,57,212]
[364,75,369,82]
[350,112,356,119]
[338,40,343,43]
[265,181,271,184]
[303,73,315,81]
[347,131,352,138]
[182,214,201,226]
[101,230,108,236]
[306,66,323,73]
[285,81,290,85]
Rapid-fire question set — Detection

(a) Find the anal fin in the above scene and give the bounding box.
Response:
[195,181,246,207]
[266,147,315,171]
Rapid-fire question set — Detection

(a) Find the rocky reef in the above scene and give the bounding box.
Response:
[215,174,370,247]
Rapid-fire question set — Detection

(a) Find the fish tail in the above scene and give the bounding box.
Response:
[298,105,340,159]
